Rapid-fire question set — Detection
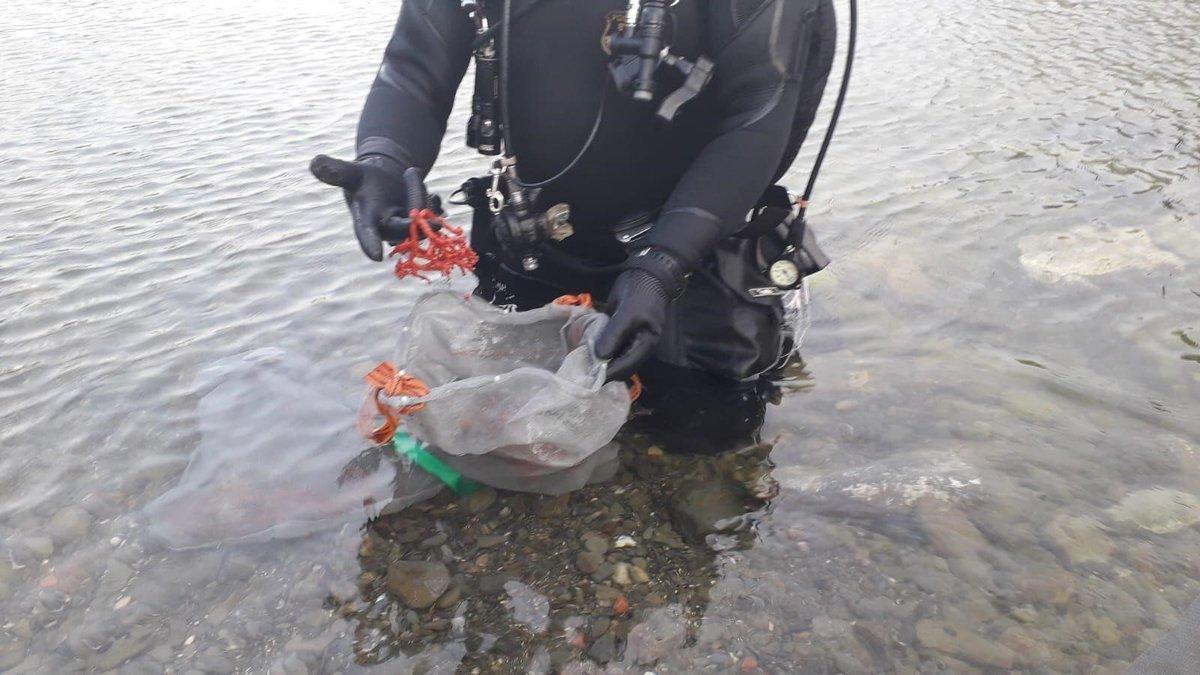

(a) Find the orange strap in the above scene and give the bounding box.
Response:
[360,362,430,444]
[390,208,478,281]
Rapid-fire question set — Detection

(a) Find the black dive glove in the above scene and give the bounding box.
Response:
[310,154,413,262]
[594,248,689,382]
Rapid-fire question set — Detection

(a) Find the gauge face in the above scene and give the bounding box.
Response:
[769,259,800,288]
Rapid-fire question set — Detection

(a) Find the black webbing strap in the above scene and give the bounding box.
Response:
[734,185,794,239]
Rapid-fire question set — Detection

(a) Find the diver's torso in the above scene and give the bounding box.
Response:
[484,0,718,227]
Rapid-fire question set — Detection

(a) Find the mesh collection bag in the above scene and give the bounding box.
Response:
[360,291,634,494]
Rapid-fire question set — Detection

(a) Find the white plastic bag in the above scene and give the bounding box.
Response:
[144,348,442,549]
[370,291,632,493]
[145,292,632,549]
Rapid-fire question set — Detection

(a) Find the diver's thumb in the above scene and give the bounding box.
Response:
[593,314,626,361]
[352,202,386,262]
[310,154,363,191]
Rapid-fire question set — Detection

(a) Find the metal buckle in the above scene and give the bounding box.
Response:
[615,222,654,244]
[748,287,786,298]
[487,159,505,214]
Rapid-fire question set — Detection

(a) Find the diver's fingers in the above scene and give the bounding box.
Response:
[378,209,415,244]
[310,154,363,191]
[593,307,628,361]
[351,201,385,262]
[604,330,655,382]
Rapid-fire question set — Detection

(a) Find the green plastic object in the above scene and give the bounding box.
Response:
[392,431,480,495]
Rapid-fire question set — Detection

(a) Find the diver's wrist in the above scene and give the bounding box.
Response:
[625,246,689,300]
[356,154,407,180]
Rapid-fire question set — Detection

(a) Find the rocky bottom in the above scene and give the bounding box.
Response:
[4,425,1200,673]
[342,438,774,673]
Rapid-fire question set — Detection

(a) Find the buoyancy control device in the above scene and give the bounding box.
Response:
[452,0,856,284]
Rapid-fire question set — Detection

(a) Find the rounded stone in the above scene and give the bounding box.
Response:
[435,584,462,609]
[462,488,497,514]
[611,563,632,586]
[386,561,451,609]
[582,533,608,555]
[47,507,93,546]
[1107,489,1200,534]
[575,551,604,575]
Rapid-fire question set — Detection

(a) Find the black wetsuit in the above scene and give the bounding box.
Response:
[356,0,836,381]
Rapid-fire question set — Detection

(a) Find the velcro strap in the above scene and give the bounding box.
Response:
[734,185,794,239]
[626,247,689,300]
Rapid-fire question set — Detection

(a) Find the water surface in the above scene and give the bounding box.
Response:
[1,0,1198,672]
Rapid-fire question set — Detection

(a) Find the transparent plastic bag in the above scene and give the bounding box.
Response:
[368,291,632,493]
[782,279,812,353]
[145,292,631,550]
[144,348,442,550]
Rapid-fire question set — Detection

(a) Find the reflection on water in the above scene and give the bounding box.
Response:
[1,0,1199,671]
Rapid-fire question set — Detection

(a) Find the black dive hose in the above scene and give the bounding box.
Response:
[799,0,857,218]
[499,0,517,157]
[498,0,606,189]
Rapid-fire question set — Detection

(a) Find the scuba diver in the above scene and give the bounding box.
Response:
[311,0,843,394]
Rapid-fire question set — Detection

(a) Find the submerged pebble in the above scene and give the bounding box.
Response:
[1018,226,1186,283]
[0,640,27,671]
[625,605,686,665]
[630,565,650,584]
[575,551,603,575]
[463,488,497,514]
[915,619,1018,669]
[21,535,55,560]
[1044,514,1115,566]
[386,561,450,609]
[88,634,153,671]
[668,479,746,542]
[47,507,93,546]
[1107,488,1200,534]
[581,533,607,555]
[476,534,506,548]
[419,533,448,549]
[611,562,632,586]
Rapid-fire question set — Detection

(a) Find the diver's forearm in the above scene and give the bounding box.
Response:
[355,0,474,174]
[642,85,801,269]
[643,0,815,268]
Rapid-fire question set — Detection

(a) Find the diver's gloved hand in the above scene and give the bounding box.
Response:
[595,248,689,382]
[309,154,411,262]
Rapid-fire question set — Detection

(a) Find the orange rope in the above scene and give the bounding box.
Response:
[553,293,594,308]
[359,362,430,444]
[627,374,643,402]
[390,209,478,281]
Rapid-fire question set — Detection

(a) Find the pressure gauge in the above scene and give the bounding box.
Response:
[768,259,801,289]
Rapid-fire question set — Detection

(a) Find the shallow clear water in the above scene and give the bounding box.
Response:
[1,0,1198,672]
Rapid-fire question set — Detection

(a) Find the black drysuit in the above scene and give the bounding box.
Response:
[356,0,836,381]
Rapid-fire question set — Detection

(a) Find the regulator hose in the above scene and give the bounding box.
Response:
[799,0,858,217]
